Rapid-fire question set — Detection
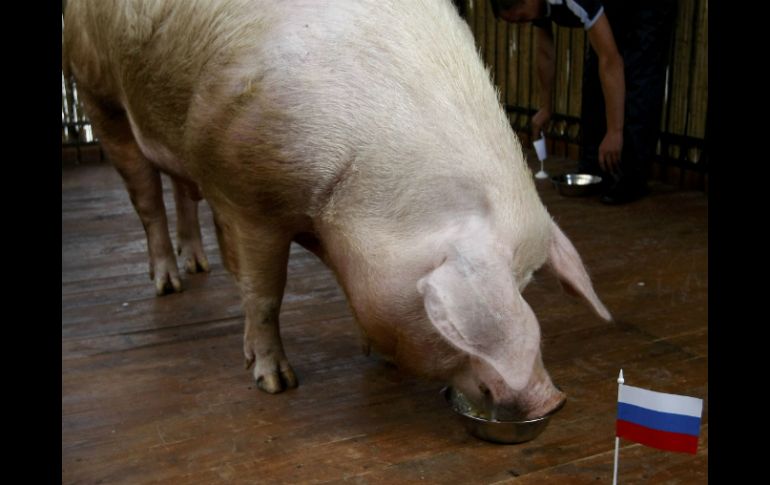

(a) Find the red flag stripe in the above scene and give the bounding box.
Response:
[616,420,699,454]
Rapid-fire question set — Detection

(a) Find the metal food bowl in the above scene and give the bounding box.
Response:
[551,173,603,197]
[443,387,565,444]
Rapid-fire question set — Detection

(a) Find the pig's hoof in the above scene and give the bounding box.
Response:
[150,260,183,296]
[252,360,298,394]
[177,242,210,274]
[155,273,183,296]
[183,253,210,274]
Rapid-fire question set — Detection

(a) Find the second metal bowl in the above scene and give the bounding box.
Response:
[551,173,603,197]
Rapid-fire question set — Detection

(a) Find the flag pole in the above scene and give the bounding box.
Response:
[612,369,624,485]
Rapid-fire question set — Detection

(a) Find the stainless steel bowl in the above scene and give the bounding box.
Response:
[443,387,565,444]
[551,173,603,197]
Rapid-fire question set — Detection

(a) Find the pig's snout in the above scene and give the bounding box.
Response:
[490,385,565,421]
[515,370,567,420]
[528,386,566,420]
[452,369,566,422]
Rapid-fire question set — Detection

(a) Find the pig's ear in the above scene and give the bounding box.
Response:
[417,254,540,391]
[547,220,612,321]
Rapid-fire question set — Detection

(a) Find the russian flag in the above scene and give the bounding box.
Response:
[616,384,703,454]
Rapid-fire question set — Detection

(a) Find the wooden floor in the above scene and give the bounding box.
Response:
[62,157,708,484]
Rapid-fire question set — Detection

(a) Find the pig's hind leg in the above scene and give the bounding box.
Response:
[171,178,210,275]
[80,92,182,295]
[233,219,298,393]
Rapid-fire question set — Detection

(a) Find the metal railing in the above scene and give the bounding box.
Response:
[62,9,102,164]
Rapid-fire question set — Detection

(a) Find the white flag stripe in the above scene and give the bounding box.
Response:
[619,384,703,418]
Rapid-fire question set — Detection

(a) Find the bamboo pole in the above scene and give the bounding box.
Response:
[496,11,509,100]
[519,23,532,131]
[569,29,585,118]
[668,0,697,161]
[485,0,497,79]
[505,24,519,105]
[687,0,708,164]
[553,26,568,128]
[477,0,487,65]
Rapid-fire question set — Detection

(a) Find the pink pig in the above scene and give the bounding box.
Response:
[63,0,611,420]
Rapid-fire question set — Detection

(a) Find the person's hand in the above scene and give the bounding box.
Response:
[599,130,623,174]
[531,108,552,140]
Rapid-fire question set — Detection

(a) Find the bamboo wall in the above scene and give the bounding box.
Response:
[662,0,708,168]
[459,0,708,178]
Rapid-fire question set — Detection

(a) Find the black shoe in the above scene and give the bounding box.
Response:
[600,179,649,205]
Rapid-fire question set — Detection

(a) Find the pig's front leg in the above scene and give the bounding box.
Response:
[233,221,297,393]
[171,178,210,275]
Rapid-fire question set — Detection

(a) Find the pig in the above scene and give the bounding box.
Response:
[63,0,612,420]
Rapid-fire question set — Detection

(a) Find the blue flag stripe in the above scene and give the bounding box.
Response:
[617,402,701,436]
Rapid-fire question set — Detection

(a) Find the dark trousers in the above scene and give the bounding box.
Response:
[579,0,676,185]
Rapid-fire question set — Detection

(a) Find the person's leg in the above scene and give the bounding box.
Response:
[579,0,629,184]
[601,0,676,204]
[578,45,605,177]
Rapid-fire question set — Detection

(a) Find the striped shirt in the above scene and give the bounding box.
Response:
[532,0,605,30]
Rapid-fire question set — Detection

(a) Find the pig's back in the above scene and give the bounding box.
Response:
[65,0,542,229]
[188,0,538,222]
